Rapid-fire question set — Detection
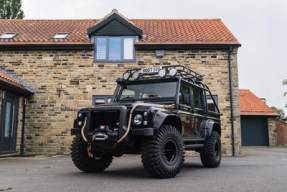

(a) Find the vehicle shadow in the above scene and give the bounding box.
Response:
[64,162,205,179]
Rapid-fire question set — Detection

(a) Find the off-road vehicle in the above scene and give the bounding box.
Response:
[71,65,221,178]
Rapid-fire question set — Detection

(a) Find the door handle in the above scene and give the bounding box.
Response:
[10,105,15,137]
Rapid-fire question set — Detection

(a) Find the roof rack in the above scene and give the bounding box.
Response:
[123,65,203,82]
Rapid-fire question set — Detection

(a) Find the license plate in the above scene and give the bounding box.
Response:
[141,67,162,74]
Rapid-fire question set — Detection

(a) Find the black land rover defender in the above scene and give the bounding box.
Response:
[71,65,221,178]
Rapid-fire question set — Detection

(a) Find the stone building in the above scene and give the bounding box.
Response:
[0,10,241,156]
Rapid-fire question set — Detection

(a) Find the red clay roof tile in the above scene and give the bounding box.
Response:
[0,19,239,45]
[239,89,278,116]
[0,69,25,87]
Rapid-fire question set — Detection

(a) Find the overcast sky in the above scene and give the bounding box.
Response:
[22,0,287,114]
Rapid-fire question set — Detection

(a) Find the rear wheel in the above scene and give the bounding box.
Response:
[200,131,222,168]
[141,125,184,178]
[71,135,113,173]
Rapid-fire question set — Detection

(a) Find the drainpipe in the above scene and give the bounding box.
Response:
[20,98,27,156]
[228,46,235,156]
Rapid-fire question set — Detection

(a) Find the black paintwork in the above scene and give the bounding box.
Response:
[87,13,142,37]
[71,65,221,155]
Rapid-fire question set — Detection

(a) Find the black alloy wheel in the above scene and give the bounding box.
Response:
[163,139,178,165]
[141,125,184,178]
[71,135,113,173]
[200,131,222,168]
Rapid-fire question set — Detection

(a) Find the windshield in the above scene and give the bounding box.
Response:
[117,82,177,101]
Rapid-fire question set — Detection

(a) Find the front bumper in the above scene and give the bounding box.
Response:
[71,127,154,137]
[71,128,81,135]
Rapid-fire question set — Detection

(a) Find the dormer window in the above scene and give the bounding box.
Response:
[52,33,69,39]
[0,32,17,39]
[94,36,135,62]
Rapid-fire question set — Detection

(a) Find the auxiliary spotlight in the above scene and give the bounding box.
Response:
[158,69,166,77]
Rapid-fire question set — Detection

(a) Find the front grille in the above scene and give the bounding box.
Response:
[91,110,120,131]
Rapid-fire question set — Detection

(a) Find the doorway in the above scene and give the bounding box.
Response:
[0,91,19,153]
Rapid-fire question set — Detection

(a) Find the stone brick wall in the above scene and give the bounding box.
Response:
[268,117,277,146]
[0,48,241,156]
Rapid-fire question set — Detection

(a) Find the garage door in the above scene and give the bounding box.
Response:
[241,116,269,146]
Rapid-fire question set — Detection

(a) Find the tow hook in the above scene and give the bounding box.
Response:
[92,133,109,141]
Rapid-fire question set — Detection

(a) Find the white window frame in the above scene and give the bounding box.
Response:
[93,36,136,62]
[0,32,17,39]
[52,33,69,39]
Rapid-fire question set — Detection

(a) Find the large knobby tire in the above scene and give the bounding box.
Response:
[141,125,185,178]
[71,135,113,173]
[200,131,222,168]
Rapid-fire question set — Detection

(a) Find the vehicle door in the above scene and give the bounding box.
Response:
[191,87,206,138]
[178,83,195,138]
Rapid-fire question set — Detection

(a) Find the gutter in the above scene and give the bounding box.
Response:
[0,80,34,96]
[20,98,27,156]
[228,46,235,156]
[0,44,94,50]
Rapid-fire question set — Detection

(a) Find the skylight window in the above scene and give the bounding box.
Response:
[0,32,17,39]
[52,33,69,39]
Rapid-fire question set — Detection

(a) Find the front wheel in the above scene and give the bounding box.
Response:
[141,125,185,178]
[71,135,113,173]
[200,131,222,168]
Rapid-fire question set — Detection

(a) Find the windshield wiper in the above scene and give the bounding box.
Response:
[142,94,162,99]
[120,96,135,100]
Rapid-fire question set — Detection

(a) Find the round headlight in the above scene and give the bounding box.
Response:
[123,72,130,80]
[133,114,143,125]
[158,69,166,77]
[78,121,82,126]
[132,71,139,80]
[78,113,82,118]
[169,68,177,77]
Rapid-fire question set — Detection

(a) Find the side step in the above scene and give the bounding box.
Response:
[183,138,205,142]
[185,144,204,150]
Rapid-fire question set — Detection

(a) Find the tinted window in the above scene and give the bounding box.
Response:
[118,82,177,100]
[179,85,190,104]
[193,89,202,109]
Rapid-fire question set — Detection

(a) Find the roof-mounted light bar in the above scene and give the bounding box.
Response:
[121,65,203,82]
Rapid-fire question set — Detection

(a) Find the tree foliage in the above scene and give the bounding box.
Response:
[260,98,267,104]
[271,106,285,120]
[0,0,24,19]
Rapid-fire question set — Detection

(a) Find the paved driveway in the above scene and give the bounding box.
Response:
[0,147,287,192]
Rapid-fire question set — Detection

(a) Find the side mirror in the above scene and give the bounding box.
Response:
[183,94,190,104]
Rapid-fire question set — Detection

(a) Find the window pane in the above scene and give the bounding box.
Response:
[95,98,105,105]
[4,102,11,137]
[193,89,202,109]
[124,38,133,59]
[179,85,190,104]
[96,38,106,59]
[207,98,215,112]
[109,37,121,61]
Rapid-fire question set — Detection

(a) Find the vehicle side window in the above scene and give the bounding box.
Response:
[193,89,202,109]
[179,85,190,105]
